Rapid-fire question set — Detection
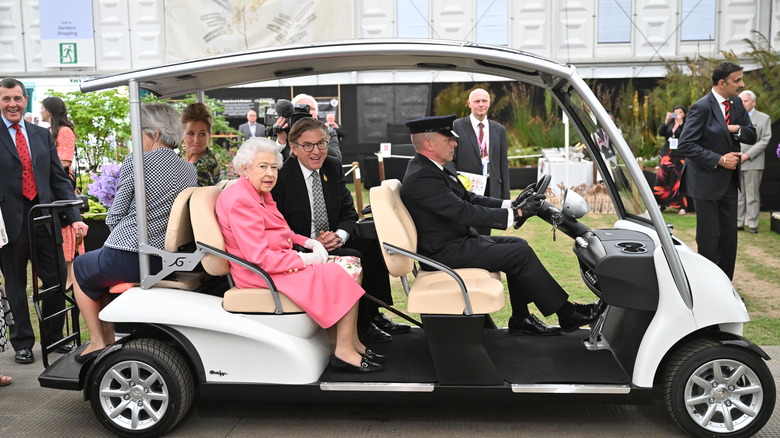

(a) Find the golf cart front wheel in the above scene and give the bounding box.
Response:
[661,339,776,438]
[87,339,194,437]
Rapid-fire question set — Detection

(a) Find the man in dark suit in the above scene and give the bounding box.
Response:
[677,62,757,280]
[446,88,510,202]
[238,109,262,141]
[0,77,88,364]
[401,115,599,335]
[272,117,408,342]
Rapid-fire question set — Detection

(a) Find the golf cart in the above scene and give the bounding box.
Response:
[37,40,775,438]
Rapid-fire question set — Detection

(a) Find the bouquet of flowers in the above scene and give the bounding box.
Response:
[87,163,121,208]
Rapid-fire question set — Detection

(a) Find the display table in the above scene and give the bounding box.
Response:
[537,158,594,193]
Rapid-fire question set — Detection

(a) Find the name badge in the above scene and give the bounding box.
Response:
[669,138,678,150]
[481,156,490,176]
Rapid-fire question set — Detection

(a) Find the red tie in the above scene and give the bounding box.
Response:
[11,123,38,200]
[723,100,731,124]
[478,122,486,157]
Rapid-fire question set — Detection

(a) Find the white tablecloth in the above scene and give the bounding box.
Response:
[537,158,594,193]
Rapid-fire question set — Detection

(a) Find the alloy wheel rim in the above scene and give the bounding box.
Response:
[98,360,170,431]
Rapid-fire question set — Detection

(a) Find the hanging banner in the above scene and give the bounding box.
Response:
[164,0,354,62]
[39,0,96,68]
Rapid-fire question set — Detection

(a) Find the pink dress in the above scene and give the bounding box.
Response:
[216,176,365,328]
[54,126,84,261]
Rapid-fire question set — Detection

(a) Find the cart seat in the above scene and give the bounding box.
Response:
[189,186,303,314]
[370,179,504,315]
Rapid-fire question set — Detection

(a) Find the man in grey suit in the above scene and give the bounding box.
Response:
[446,89,509,235]
[238,109,262,141]
[677,62,757,280]
[736,90,771,234]
[0,77,89,364]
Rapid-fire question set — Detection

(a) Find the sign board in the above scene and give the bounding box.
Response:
[39,0,95,68]
[379,143,392,157]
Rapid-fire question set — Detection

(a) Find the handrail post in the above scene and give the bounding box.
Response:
[352,161,364,218]
[376,153,385,182]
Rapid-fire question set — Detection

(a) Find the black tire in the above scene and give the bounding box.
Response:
[87,339,194,437]
[661,338,776,438]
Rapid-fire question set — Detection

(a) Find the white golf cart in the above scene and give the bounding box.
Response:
[37,40,775,438]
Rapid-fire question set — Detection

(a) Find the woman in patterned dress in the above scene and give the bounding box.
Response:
[216,138,383,373]
[181,102,222,186]
[41,96,84,287]
[72,103,198,362]
[653,105,689,214]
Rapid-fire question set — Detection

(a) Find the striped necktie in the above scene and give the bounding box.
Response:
[723,100,731,124]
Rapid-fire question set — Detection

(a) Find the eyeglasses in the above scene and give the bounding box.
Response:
[292,140,327,152]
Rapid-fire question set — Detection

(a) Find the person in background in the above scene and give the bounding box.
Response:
[238,109,261,141]
[181,102,221,186]
[0,77,88,365]
[654,105,689,214]
[23,112,32,123]
[273,94,342,162]
[736,90,771,234]
[325,113,345,144]
[41,96,84,289]
[217,137,384,373]
[677,62,757,280]
[72,103,197,362]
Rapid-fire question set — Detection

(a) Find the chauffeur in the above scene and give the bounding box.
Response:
[400,115,600,335]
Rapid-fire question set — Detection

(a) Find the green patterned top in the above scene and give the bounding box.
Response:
[181,147,221,187]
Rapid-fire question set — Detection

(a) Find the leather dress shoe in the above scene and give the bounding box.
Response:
[508,315,562,336]
[363,322,392,343]
[373,313,411,334]
[14,348,35,364]
[737,226,745,231]
[559,303,600,332]
[329,355,382,373]
[55,344,74,354]
[361,348,386,363]
[749,227,758,234]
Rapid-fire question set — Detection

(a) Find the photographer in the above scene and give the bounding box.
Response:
[268,94,342,162]
[653,105,688,214]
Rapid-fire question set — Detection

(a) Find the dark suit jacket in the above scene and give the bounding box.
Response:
[402,154,507,264]
[677,92,756,201]
[446,117,510,199]
[271,155,357,238]
[238,122,263,141]
[0,121,80,243]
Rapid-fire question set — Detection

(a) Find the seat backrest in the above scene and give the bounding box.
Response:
[164,186,198,252]
[189,186,230,276]
[369,179,416,277]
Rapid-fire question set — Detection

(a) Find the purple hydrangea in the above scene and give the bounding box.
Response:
[87,163,121,208]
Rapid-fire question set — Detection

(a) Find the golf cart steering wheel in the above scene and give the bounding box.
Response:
[534,174,551,195]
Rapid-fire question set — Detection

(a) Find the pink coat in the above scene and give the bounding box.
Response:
[216,176,364,328]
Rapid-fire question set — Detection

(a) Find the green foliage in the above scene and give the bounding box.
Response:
[742,31,780,121]
[47,88,131,172]
[433,83,470,118]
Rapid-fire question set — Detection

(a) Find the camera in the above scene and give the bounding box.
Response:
[264,100,312,136]
[670,113,677,119]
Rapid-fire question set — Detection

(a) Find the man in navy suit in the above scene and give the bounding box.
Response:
[447,89,509,199]
[0,77,88,363]
[677,62,757,280]
[272,117,408,342]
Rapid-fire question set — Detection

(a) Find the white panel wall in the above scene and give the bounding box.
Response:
[20,0,42,71]
[0,0,28,73]
[94,0,131,71]
[554,0,594,63]
[357,0,394,38]
[128,0,164,69]
[773,0,780,48]
[633,0,677,59]
[431,0,471,40]
[720,0,760,53]
[511,0,551,57]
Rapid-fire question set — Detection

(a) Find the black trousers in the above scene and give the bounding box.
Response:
[693,182,739,280]
[432,235,568,317]
[0,198,66,351]
[331,237,393,333]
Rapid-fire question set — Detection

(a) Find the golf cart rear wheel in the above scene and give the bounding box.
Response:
[661,339,775,438]
[88,339,194,438]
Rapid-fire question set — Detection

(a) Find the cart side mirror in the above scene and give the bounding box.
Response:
[561,189,588,219]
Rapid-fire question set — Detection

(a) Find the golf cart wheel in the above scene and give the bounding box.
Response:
[87,339,194,437]
[661,338,776,438]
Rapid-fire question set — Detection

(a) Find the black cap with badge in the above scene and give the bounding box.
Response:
[404,115,459,139]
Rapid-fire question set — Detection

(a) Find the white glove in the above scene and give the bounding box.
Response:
[298,251,325,266]
[304,239,329,263]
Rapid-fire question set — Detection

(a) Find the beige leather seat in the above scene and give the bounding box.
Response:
[189,186,302,314]
[369,179,504,315]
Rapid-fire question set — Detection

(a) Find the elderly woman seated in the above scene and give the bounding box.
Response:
[72,103,198,362]
[216,138,383,374]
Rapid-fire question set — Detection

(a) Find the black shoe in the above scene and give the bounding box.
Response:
[14,348,34,364]
[362,322,392,343]
[373,313,411,334]
[361,348,386,363]
[559,303,600,332]
[749,227,758,234]
[74,349,102,364]
[737,226,745,231]
[508,315,562,336]
[329,355,382,373]
[55,344,74,354]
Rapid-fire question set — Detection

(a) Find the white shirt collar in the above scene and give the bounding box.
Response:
[469,114,488,130]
